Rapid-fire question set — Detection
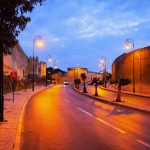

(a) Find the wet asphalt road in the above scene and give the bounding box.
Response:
[20,85,150,150]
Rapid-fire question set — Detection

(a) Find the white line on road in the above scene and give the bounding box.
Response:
[77,107,93,117]
[95,117,126,134]
[64,98,70,103]
[77,107,126,134]
[137,139,150,148]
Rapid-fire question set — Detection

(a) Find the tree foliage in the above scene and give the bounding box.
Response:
[47,67,66,76]
[110,78,130,102]
[92,77,100,96]
[110,78,130,86]
[80,73,87,93]
[74,78,81,89]
[92,77,100,85]
[0,0,44,121]
[80,73,87,82]
[0,0,44,54]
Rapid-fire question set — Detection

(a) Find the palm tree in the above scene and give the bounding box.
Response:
[80,73,87,93]
[92,77,100,96]
[111,78,130,102]
[74,78,81,89]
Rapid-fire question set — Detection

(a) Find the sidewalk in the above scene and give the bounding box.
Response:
[0,86,49,150]
[101,85,150,98]
[73,86,150,114]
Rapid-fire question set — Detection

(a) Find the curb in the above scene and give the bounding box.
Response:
[14,86,53,150]
[73,87,150,114]
[100,86,150,98]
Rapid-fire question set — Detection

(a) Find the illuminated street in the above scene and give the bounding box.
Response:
[20,85,150,150]
[2,1,150,150]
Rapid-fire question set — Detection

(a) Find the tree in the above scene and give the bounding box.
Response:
[111,78,130,102]
[80,73,87,93]
[0,0,44,122]
[92,77,101,96]
[102,72,111,88]
[74,78,81,89]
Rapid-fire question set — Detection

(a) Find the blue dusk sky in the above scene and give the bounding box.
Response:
[18,0,150,72]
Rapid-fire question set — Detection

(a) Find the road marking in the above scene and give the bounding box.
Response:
[77,107,93,117]
[137,139,150,148]
[95,117,126,134]
[64,98,70,103]
[77,107,126,134]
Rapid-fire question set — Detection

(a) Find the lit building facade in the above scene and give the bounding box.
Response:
[28,57,47,78]
[67,67,88,83]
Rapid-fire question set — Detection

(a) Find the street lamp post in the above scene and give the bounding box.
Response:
[125,39,135,93]
[99,56,106,87]
[32,36,43,91]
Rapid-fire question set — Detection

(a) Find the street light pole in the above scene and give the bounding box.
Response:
[32,36,42,91]
[99,56,106,87]
[125,39,135,93]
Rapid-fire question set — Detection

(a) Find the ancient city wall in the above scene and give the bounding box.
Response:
[4,44,29,79]
[112,46,150,94]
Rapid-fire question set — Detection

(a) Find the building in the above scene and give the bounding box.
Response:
[112,45,150,94]
[67,67,103,84]
[4,44,28,79]
[52,73,67,84]
[28,56,39,78]
[67,67,88,83]
[4,43,47,80]
[40,61,46,77]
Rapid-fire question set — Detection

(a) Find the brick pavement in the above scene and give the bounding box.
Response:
[0,86,48,150]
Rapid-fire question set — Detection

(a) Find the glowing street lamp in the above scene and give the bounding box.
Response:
[125,39,134,50]
[47,55,53,64]
[99,56,106,87]
[32,36,43,91]
[125,38,135,93]
[99,56,106,72]
[36,39,43,47]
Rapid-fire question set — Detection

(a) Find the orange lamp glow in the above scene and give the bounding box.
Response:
[36,39,43,47]
[125,43,131,50]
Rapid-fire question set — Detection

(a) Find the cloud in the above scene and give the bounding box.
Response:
[18,0,150,71]
[66,13,150,39]
[65,2,150,39]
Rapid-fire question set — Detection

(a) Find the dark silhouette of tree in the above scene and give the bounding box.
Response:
[0,0,44,122]
[80,73,87,93]
[102,72,111,88]
[74,78,81,89]
[92,77,101,96]
[111,78,130,102]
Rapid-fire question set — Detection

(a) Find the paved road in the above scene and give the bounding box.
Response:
[20,85,150,150]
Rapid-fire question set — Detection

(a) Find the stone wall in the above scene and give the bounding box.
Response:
[4,44,29,79]
[87,71,103,82]
[112,46,150,94]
